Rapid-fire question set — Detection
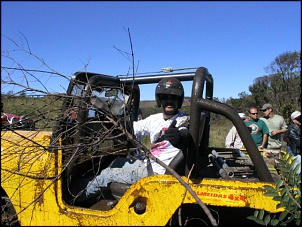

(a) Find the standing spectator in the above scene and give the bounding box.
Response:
[245,107,269,150]
[260,103,287,159]
[286,111,301,156]
[225,112,248,149]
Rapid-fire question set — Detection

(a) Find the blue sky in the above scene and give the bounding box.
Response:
[1,1,301,100]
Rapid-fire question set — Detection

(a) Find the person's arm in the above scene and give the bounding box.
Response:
[133,116,150,138]
[260,134,268,149]
[288,126,301,147]
[270,128,287,136]
[270,117,288,136]
[261,121,270,149]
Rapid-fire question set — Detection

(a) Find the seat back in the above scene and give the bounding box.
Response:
[164,129,197,176]
[164,150,186,175]
[109,182,131,200]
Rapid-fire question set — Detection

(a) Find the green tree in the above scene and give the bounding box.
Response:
[264,51,301,118]
[248,76,270,107]
[225,91,255,113]
[244,51,301,123]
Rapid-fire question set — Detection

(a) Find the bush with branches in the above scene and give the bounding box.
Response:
[247,153,301,226]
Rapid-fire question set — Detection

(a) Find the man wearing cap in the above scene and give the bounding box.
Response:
[286,111,301,156]
[260,103,287,159]
[225,112,249,149]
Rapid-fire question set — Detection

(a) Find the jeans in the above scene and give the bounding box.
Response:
[286,146,300,156]
[286,146,293,156]
[71,157,148,202]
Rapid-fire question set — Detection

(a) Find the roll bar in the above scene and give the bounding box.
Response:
[68,67,274,182]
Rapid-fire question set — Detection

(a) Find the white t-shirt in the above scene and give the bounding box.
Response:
[133,111,189,174]
[225,126,244,149]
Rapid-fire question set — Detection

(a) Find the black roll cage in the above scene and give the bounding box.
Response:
[58,67,273,182]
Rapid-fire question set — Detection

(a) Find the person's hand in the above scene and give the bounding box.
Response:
[165,120,182,148]
[258,145,264,150]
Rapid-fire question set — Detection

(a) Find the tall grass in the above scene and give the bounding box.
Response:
[2,97,285,150]
[209,118,233,147]
[2,95,63,130]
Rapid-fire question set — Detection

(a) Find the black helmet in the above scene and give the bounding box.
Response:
[155,77,184,108]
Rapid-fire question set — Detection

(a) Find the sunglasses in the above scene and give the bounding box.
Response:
[262,108,270,112]
[250,113,258,115]
[160,94,178,100]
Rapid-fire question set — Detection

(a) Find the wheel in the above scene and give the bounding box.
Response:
[1,189,20,226]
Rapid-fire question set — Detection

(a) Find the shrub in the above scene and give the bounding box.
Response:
[247,153,301,226]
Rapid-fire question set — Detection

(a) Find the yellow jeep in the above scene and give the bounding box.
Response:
[1,67,283,226]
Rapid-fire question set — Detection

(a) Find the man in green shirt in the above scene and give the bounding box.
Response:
[245,107,269,150]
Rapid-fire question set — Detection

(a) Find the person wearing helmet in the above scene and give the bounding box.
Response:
[133,77,190,174]
[71,78,191,202]
[154,77,185,116]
